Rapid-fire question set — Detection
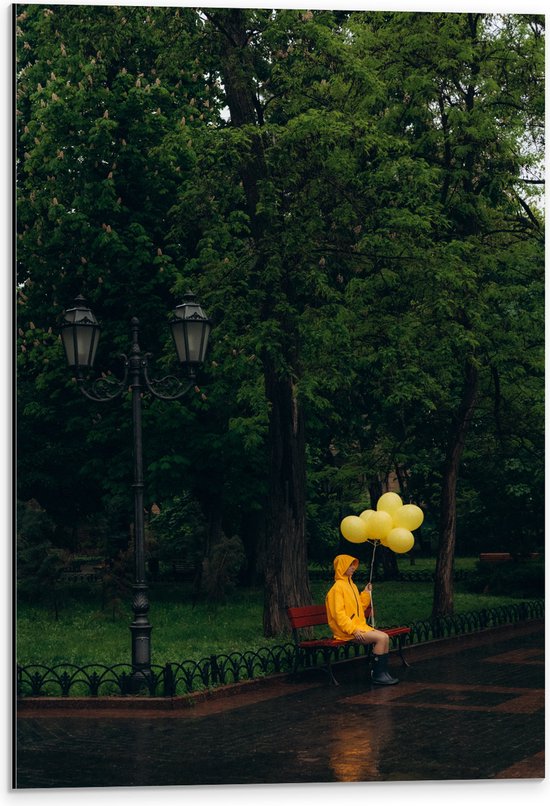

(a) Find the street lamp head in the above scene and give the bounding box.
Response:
[170,292,211,371]
[60,294,100,370]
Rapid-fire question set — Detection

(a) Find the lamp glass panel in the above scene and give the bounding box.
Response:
[185,320,207,363]
[170,321,187,364]
[76,325,98,367]
[89,329,99,366]
[200,321,211,362]
[61,327,76,366]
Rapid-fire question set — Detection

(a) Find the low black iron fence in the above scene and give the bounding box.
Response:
[407,599,544,643]
[17,645,298,699]
[17,599,543,699]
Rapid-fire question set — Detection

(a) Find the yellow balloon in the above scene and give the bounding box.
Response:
[386,527,415,554]
[340,515,369,544]
[376,492,403,518]
[364,510,393,540]
[359,509,375,523]
[393,504,424,532]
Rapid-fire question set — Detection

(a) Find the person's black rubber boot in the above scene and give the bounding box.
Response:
[371,652,399,685]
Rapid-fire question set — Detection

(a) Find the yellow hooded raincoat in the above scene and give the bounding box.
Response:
[325,554,373,641]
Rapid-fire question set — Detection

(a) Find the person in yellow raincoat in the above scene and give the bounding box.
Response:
[325,554,398,685]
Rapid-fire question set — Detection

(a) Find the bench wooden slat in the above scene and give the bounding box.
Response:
[479,552,540,563]
[384,626,411,637]
[287,605,329,628]
[479,552,512,562]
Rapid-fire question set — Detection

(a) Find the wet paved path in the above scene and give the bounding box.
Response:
[16,621,544,788]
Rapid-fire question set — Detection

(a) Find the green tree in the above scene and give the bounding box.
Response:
[16,4,219,545]
[173,8,447,632]
[352,11,544,614]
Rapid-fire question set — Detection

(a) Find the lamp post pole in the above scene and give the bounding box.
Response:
[60,293,211,683]
[128,317,151,679]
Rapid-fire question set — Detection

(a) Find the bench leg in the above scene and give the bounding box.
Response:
[292,649,300,677]
[290,647,310,682]
[295,648,341,686]
[325,654,340,687]
[396,637,410,668]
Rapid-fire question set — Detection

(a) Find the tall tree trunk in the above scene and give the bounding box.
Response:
[263,361,311,635]
[432,361,479,617]
[211,9,312,634]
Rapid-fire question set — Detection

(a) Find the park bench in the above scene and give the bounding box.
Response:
[171,559,198,581]
[479,552,513,563]
[60,563,103,583]
[286,603,411,686]
[479,552,540,563]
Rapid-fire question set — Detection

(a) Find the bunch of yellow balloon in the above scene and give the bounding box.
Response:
[339,492,423,554]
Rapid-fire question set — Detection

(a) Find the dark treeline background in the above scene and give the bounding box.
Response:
[16,6,544,634]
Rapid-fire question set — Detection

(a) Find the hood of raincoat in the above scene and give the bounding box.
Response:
[333,554,359,581]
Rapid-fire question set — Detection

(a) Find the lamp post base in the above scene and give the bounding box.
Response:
[129,623,153,692]
[130,582,152,691]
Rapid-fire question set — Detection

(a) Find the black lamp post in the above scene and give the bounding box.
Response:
[60,293,211,684]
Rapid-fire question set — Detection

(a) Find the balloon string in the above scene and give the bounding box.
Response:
[369,541,377,584]
[368,541,377,627]
[369,592,375,628]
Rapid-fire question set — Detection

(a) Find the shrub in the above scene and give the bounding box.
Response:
[469,559,544,598]
[148,492,207,569]
[201,535,246,602]
[17,499,66,617]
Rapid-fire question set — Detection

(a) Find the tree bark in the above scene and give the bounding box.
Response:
[263,361,311,635]
[432,360,479,617]
[211,9,312,634]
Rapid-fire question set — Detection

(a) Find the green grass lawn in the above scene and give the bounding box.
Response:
[396,555,479,573]
[17,572,524,668]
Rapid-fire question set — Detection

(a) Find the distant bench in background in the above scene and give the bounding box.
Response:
[479,552,540,563]
[171,560,198,582]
